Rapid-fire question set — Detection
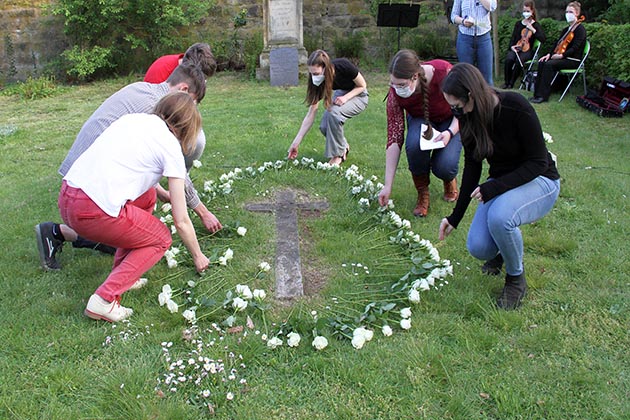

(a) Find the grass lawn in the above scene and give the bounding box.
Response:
[0,71,628,419]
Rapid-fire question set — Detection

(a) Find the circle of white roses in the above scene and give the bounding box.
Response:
[157,157,454,351]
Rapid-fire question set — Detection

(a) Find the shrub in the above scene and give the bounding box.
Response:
[49,0,215,80]
[1,75,59,100]
[333,32,364,63]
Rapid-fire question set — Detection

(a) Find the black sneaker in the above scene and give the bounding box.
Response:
[481,253,503,275]
[497,273,528,310]
[35,222,64,270]
[72,236,116,255]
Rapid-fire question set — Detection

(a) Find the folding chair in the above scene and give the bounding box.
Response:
[550,40,591,102]
[518,39,542,91]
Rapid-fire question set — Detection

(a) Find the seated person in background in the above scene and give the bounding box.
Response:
[59,92,209,322]
[502,0,546,89]
[36,63,222,271]
[144,42,217,83]
[530,1,586,103]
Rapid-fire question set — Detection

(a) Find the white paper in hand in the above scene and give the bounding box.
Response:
[419,124,445,151]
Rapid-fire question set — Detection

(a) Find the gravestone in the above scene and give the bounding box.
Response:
[257,0,308,82]
[270,47,299,87]
[245,190,329,299]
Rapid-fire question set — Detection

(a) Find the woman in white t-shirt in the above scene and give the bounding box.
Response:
[59,92,209,322]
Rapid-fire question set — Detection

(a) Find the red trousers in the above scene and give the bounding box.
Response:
[58,180,172,302]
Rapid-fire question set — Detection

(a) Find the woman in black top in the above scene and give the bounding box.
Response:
[530,1,586,103]
[502,0,546,89]
[439,63,560,310]
[288,50,368,165]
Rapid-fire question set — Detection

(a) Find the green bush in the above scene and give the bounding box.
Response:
[333,32,364,62]
[1,75,59,100]
[49,0,215,80]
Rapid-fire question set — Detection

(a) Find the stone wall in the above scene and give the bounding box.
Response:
[1,0,572,83]
[0,3,66,83]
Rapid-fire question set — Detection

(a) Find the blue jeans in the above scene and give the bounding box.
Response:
[466,176,560,276]
[405,116,462,180]
[456,32,494,86]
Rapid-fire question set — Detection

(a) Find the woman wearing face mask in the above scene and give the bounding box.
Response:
[502,0,546,89]
[530,1,586,103]
[377,50,462,218]
[287,50,368,165]
[439,63,560,310]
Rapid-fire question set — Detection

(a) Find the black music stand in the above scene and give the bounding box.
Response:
[377,3,420,51]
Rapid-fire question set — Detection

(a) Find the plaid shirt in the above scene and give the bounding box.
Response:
[451,0,497,37]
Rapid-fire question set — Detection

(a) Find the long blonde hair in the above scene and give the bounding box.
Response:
[152,92,201,155]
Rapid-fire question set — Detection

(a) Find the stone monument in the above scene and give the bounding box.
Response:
[257,0,308,83]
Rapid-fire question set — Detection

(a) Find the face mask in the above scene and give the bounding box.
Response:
[394,84,414,98]
[450,105,466,119]
[311,74,325,86]
[522,11,532,19]
[565,12,576,23]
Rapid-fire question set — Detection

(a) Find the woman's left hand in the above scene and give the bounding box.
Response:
[333,95,348,106]
[437,130,451,146]
[439,218,454,241]
[471,186,484,203]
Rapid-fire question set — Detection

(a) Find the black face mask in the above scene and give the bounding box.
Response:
[450,106,466,119]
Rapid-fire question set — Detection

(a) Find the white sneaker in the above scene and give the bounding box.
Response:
[129,277,148,291]
[84,294,133,322]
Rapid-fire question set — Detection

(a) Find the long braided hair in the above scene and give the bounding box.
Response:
[389,49,433,140]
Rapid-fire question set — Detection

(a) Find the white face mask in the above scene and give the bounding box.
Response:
[394,84,414,98]
[311,74,325,86]
[565,12,576,23]
[522,11,532,19]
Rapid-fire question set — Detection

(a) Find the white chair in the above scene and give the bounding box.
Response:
[550,40,591,102]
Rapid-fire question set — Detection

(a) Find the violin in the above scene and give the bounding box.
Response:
[554,15,585,55]
[515,26,532,52]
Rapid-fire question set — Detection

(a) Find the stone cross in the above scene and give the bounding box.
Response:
[245,189,329,299]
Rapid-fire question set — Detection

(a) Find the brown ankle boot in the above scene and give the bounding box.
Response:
[443,178,459,202]
[412,174,430,217]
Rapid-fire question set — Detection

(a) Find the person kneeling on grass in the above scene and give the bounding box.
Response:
[58,92,210,322]
[438,63,560,310]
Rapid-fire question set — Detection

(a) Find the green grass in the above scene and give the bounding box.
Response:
[0,72,629,419]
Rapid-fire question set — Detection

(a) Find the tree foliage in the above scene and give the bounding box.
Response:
[49,0,215,80]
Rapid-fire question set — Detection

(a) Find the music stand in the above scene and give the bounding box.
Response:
[377,3,420,51]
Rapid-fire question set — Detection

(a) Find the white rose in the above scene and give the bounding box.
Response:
[259,261,271,272]
[232,297,248,311]
[253,289,266,301]
[287,332,301,347]
[267,337,283,349]
[237,226,247,236]
[224,248,234,260]
[182,309,196,322]
[161,203,172,213]
[408,288,421,303]
[166,299,179,313]
[312,336,328,350]
[400,307,412,319]
[236,284,253,300]
[351,334,366,349]
[382,325,393,336]
[400,318,412,330]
